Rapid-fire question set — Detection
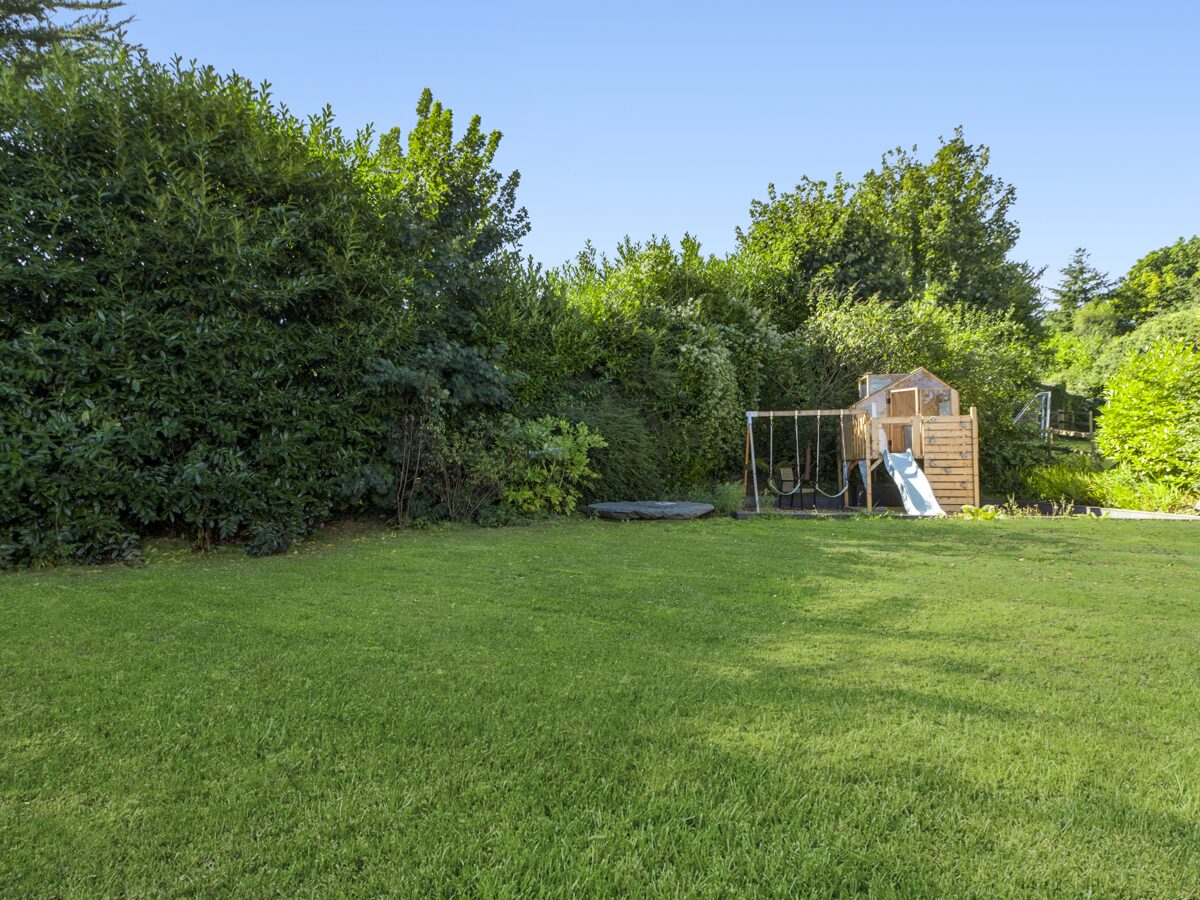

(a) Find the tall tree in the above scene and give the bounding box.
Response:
[857,130,1042,324]
[1112,236,1200,326]
[735,176,904,329]
[737,129,1042,330]
[0,1,130,69]
[1045,247,1112,332]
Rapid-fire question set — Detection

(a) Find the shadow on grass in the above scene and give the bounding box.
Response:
[4,517,1200,895]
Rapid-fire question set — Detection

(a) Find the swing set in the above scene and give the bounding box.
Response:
[747,409,851,511]
[741,368,982,515]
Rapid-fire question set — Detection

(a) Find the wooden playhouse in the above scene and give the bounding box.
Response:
[743,368,981,514]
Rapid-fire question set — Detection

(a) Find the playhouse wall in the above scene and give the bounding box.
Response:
[853,370,959,419]
[921,414,979,512]
[841,412,980,512]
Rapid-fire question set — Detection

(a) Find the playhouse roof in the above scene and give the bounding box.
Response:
[853,368,955,410]
[864,367,952,390]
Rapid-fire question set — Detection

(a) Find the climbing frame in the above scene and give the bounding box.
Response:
[915,410,980,513]
[742,368,982,514]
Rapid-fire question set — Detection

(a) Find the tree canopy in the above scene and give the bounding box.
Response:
[0,0,130,69]
[1112,236,1200,326]
[4,44,1193,565]
[736,129,1041,330]
[1044,247,1112,331]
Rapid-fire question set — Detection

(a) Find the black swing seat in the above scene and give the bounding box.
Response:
[774,467,846,510]
[775,467,801,509]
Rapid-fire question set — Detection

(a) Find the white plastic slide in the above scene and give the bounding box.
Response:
[876,428,946,517]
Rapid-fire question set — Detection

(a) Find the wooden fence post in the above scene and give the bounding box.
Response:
[970,406,981,507]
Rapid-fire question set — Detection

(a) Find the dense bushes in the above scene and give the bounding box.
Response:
[1038,243,1200,511]
[1022,332,1200,513]
[1042,240,1200,399]
[1,54,386,563]
[555,395,666,503]
[497,417,605,515]
[485,242,1043,501]
[484,237,774,493]
[1020,455,1101,506]
[2,48,1107,566]
[0,52,531,564]
[1098,340,1200,493]
[1111,237,1200,326]
[1020,454,1197,513]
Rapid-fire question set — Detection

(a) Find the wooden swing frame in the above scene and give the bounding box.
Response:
[741,371,981,515]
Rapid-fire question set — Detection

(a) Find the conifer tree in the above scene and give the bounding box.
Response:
[1046,247,1111,332]
[0,1,131,69]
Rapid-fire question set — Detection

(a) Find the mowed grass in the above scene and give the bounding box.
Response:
[3,517,1200,897]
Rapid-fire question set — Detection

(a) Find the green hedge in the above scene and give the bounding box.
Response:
[0,53,519,564]
[0,52,1063,565]
[1098,339,1200,491]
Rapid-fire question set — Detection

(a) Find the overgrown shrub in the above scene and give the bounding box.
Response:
[555,395,666,502]
[1019,452,1198,513]
[1020,455,1103,505]
[393,413,607,525]
[0,54,388,563]
[711,482,746,515]
[497,417,606,515]
[1098,339,1200,490]
[1089,468,1195,513]
[1050,300,1200,397]
[506,237,771,490]
[681,481,745,516]
[422,416,509,524]
[959,504,1001,520]
[0,52,522,565]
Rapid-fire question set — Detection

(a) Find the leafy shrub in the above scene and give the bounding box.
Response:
[497,417,606,515]
[679,481,745,516]
[1089,468,1197,514]
[555,395,666,502]
[1020,455,1103,505]
[1019,453,1198,514]
[1052,300,1200,397]
[423,417,509,524]
[1098,339,1200,490]
[0,52,391,564]
[0,52,523,566]
[671,337,744,485]
[542,237,775,490]
[959,504,1001,520]
[983,421,1047,496]
[1112,237,1200,326]
[710,482,746,516]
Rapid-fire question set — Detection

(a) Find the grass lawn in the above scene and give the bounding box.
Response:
[3,517,1200,897]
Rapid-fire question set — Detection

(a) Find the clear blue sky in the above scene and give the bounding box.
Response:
[126,1,1199,287]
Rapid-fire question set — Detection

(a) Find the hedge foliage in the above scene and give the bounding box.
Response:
[3,51,1059,566]
[484,245,1043,497]
[1098,340,1200,491]
[0,52,524,564]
